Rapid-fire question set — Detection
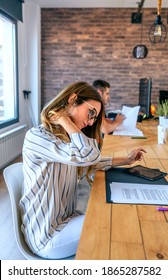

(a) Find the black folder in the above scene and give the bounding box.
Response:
[105,167,168,203]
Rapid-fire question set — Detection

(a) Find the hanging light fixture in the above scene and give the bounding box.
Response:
[149,0,167,43]
[133,4,148,59]
[133,14,148,59]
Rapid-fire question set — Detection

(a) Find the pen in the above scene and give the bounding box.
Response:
[156,207,168,211]
[131,136,147,139]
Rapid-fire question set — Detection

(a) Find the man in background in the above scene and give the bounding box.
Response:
[92,79,125,134]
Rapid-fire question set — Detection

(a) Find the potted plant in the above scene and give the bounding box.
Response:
[156,99,168,126]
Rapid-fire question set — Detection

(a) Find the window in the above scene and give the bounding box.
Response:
[0,11,19,129]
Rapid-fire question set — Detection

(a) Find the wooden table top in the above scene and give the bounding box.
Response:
[75,119,168,260]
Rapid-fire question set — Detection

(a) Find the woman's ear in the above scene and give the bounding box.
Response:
[68,93,77,104]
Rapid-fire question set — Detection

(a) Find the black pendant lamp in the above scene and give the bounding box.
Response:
[133,12,148,59]
[149,0,167,43]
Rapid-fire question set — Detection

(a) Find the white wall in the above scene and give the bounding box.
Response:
[26,0,168,8]
[22,1,41,127]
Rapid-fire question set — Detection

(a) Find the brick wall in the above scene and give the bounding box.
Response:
[41,8,168,112]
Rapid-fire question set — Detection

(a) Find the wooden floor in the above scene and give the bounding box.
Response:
[0,156,26,260]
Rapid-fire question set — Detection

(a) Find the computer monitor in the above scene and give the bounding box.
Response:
[159,90,168,104]
[139,77,152,118]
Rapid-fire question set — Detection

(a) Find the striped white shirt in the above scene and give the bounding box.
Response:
[19,125,112,253]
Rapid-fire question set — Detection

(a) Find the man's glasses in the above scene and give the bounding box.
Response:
[82,100,98,123]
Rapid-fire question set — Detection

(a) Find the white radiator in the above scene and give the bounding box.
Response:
[0,125,27,169]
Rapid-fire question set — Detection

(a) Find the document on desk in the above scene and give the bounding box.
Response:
[113,105,144,136]
[110,182,168,205]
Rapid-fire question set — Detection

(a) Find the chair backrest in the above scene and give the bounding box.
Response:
[3,162,44,260]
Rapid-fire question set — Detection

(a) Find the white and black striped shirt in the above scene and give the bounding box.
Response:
[19,125,112,253]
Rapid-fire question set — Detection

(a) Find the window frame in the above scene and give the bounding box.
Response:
[0,10,19,129]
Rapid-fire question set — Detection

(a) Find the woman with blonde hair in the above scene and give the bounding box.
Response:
[19,81,146,259]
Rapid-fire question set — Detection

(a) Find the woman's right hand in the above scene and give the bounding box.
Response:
[49,111,69,125]
[49,112,81,134]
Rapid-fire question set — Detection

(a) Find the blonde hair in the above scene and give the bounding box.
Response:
[41,81,104,182]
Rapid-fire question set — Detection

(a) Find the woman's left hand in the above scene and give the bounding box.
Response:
[127,146,146,165]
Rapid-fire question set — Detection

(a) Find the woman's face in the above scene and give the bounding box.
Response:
[68,99,101,130]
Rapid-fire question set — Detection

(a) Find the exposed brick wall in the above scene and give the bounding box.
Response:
[41,8,168,112]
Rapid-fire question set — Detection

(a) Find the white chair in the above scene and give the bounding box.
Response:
[3,162,75,260]
[3,162,45,260]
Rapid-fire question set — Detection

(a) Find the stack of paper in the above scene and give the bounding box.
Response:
[113,105,144,137]
[110,182,168,205]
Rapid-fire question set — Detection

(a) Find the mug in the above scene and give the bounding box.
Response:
[158,125,167,144]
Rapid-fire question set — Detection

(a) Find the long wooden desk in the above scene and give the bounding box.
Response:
[76,119,168,260]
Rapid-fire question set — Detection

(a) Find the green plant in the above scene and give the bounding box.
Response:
[156,99,168,117]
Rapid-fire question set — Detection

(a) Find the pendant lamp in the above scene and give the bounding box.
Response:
[133,12,148,59]
[149,0,167,43]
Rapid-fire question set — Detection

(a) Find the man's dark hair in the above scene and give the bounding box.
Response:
[92,80,110,89]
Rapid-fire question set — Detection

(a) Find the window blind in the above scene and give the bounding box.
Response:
[0,0,24,22]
